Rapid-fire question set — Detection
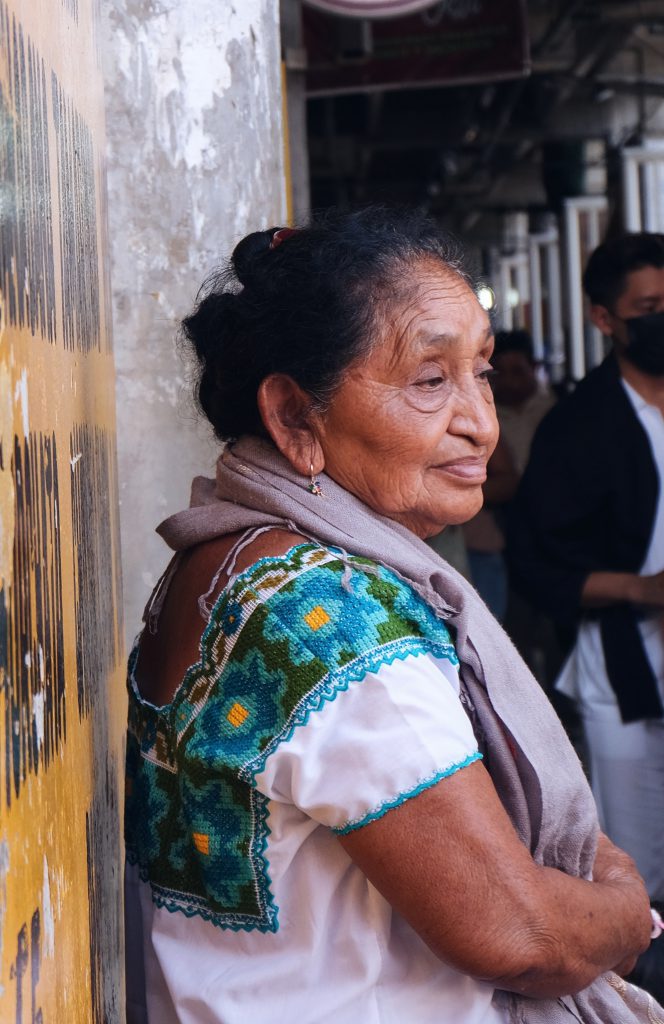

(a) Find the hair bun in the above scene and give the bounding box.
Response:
[232,228,282,288]
[181,206,471,443]
[182,292,237,365]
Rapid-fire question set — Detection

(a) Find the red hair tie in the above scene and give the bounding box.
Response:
[270,227,298,250]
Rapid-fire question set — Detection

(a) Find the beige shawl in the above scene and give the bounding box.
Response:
[157,435,663,1024]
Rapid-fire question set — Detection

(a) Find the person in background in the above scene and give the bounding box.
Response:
[462,436,518,621]
[491,329,556,475]
[463,330,554,624]
[509,232,664,910]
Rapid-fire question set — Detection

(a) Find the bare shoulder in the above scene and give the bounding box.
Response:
[232,528,309,575]
[180,527,307,587]
[135,527,308,705]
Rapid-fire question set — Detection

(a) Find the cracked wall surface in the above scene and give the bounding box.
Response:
[103,0,286,640]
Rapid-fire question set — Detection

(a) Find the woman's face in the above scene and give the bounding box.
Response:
[315,262,498,538]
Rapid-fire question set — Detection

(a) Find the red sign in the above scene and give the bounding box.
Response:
[304,0,530,97]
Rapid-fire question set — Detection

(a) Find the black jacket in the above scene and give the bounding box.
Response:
[508,352,664,722]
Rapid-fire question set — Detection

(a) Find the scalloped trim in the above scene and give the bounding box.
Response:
[239,636,459,784]
[333,751,483,836]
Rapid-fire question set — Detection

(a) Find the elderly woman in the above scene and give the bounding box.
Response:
[124,209,662,1024]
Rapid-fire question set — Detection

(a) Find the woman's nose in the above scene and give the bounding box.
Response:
[449,384,497,445]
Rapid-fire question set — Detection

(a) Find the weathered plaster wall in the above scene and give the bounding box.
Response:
[0,0,125,1019]
[103,0,287,641]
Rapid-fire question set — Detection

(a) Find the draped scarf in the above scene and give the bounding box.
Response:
[157,435,663,1024]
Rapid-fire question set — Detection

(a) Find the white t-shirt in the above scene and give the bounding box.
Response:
[125,543,506,1024]
[556,378,664,714]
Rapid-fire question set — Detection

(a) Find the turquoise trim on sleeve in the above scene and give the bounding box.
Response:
[332,751,483,836]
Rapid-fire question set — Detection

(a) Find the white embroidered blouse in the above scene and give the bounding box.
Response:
[125,543,505,1024]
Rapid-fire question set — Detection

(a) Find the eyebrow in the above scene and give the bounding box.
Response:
[415,325,494,348]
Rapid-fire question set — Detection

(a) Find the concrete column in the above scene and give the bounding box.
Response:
[281,0,311,222]
[102,0,287,641]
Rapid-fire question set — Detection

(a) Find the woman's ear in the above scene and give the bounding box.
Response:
[257,374,324,476]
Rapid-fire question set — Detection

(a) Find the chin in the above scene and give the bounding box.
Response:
[387,486,485,538]
[438,494,485,529]
[419,503,484,538]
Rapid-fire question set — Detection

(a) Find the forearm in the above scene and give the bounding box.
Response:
[581,570,664,608]
[488,862,651,997]
[340,763,652,1000]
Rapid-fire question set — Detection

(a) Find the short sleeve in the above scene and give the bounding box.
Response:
[255,648,481,834]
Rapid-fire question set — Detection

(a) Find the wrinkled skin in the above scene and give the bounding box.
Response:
[313,262,499,538]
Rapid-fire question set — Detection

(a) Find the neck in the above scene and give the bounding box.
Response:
[617,353,664,408]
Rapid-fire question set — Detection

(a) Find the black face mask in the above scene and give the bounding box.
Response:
[623,311,664,376]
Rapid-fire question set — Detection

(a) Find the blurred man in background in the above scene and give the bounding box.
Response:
[509,233,664,907]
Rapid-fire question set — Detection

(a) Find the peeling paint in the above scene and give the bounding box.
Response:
[32,690,45,752]
[0,362,15,590]
[109,4,264,174]
[0,841,9,996]
[1,0,126,1018]
[41,858,54,959]
[14,370,29,439]
[103,0,285,642]
[155,375,182,407]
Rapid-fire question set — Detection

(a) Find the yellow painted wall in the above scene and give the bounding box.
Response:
[0,0,125,1020]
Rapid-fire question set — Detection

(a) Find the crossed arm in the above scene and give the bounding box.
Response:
[339,759,652,999]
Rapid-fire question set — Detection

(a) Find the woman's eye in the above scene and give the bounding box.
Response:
[415,376,444,389]
[477,367,497,382]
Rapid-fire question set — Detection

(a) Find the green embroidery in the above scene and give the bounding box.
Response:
[125,543,458,932]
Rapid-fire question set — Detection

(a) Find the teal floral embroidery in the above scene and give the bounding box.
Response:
[125,543,459,932]
[220,598,243,636]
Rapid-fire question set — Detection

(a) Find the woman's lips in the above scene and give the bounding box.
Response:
[433,458,487,482]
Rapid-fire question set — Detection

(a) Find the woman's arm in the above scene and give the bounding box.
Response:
[339,759,651,998]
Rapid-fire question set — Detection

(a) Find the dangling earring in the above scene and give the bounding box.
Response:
[307,463,323,496]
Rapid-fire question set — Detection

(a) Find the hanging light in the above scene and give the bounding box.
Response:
[477,286,495,311]
[302,0,440,19]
